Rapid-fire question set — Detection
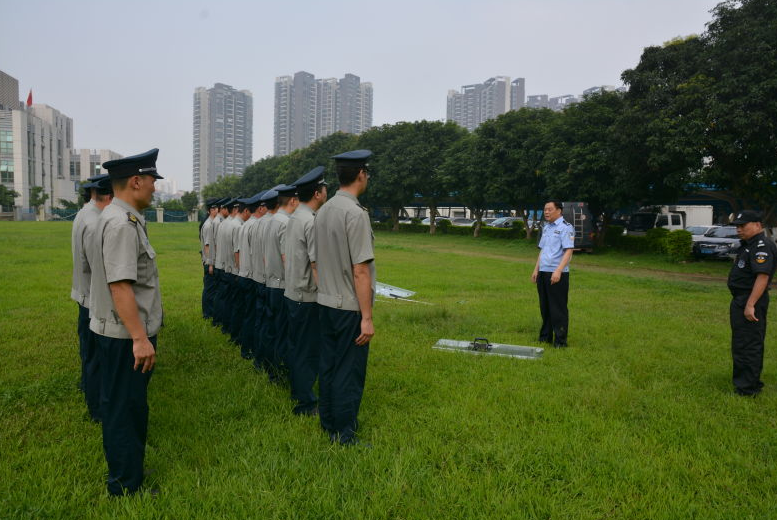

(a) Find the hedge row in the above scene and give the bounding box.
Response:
[371,220,538,240]
[605,226,692,260]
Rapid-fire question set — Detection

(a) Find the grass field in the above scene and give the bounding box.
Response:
[1,221,775,519]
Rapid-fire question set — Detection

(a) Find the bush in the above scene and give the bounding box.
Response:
[604,225,625,246]
[410,217,422,224]
[645,227,670,253]
[436,219,452,233]
[665,230,692,261]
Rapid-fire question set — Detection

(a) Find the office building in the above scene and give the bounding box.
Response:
[273,71,373,156]
[193,83,253,195]
[69,149,122,184]
[526,94,550,109]
[0,70,20,111]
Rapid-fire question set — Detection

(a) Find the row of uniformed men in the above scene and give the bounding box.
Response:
[70,149,164,496]
[199,149,376,446]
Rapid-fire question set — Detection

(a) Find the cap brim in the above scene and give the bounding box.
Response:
[149,172,164,180]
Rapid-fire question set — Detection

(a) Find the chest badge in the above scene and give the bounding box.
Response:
[738,259,746,269]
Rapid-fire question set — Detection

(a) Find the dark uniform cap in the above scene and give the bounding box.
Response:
[102,148,164,180]
[275,183,297,197]
[205,198,219,208]
[225,198,240,209]
[331,149,372,166]
[238,192,263,205]
[260,189,279,202]
[87,173,110,183]
[93,175,113,192]
[293,166,327,189]
[731,210,763,225]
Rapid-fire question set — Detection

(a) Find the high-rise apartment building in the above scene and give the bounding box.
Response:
[510,78,526,110]
[526,94,550,109]
[447,76,517,131]
[193,83,253,195]
[0,70,20,111]
[273,71,373,156]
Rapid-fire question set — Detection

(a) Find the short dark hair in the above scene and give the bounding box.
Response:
[278,195,296,206]
[247,202,261,213]
[264,200,278,211]
[111,177,130,190]
[95,187,113,197]
[95,192,112,202]
[546,200,563,210]
[337,164,363,186]
[297,184,323,203]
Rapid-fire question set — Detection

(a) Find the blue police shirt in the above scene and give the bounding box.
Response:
[538,217,575,272]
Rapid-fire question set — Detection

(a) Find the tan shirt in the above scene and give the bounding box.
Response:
[264,209,290,289]
[284,203,317,303]
[71,200,99,306]
[88,197,163,339]
[201,216,214,265]
[249,214,270,284]
[237,216,257,278]
[315,190,375,312]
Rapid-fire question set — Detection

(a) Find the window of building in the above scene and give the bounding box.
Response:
[0,130,12,155]
[1,160,14,183]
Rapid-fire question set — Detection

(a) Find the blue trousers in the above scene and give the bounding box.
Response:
[265,287,290,382]
[285,299,320,413]
[98,335,155,496]
[237,278,257,358]
[252,283,269,372]
[318,307,369,443]
[78,304,101,421]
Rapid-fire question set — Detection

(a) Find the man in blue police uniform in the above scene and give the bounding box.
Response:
[284,166,328,415]
[727,210,777,396]
[89,149,163,496]
[532,200,575,348]
[315,150,375,445]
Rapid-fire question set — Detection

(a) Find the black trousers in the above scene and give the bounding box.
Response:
[212,268,226,326]
[536,271,569,346]
[265,287,290,382]
[202,264,216,319]
[97,334,156,496]
[252,283,269,372]
[78,304,101,421]
[237,278,257,358]
[318,307,369,443]
[731,292,769,395]
[285,299,321,413]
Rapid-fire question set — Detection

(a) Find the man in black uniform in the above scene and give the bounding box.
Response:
[727,210,777,396]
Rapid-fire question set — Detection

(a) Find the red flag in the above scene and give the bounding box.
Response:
[26,89,32,107]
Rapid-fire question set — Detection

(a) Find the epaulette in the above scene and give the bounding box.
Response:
[127,212,139,225]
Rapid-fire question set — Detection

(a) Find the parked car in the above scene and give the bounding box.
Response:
[482,218,497,226]
[686,225,719,237]
[451,217,475,227]
[490,217,521,228]
[420,217,451,225]
[693,226,740,259]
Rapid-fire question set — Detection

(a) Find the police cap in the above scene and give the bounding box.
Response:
[293,166,327,189]
[102,148,164,180]
[731,210,763,225]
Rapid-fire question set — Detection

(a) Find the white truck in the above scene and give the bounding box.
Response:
[626,205,713,236]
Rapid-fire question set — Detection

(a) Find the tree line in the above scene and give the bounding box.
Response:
[202,0,776,238]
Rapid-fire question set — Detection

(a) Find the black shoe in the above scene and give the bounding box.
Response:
[735,389,760,397]
[338,437,372,449]
[553,343,568,348]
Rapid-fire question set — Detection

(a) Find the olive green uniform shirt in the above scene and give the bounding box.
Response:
[88,197,163,339]
[249,214,270,284]
[264,209,290,289]
[284,203,317,303]
[315,190,375,311]
[71,200,99,307]
[237,216,257,278]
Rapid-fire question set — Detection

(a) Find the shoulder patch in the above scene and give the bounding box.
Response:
[127,212,138,225]
[755,251,769,264]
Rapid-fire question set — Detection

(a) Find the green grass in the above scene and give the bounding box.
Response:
[0,222,774,519]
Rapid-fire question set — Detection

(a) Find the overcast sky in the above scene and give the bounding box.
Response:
[1,0,720,191]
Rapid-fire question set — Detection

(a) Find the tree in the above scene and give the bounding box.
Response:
[201,175,244,200]
[482,109,560,239]
[0,185,19,210]
[440,132,496,237]
[388,121,467,235]
[29,186,49,218]
[543,91,631,243]
[180,191,199,212]
[357,123,424,231]
[161,199,185,211]
[57,198,80,211]
[700,0,777,224]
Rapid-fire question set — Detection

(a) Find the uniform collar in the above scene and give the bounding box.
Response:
[297,203,316,217]
[548,216,565,227]
[743,231,766,247]
[277,208,290,217]
[111,197,145,226]
[336,189,360,205]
